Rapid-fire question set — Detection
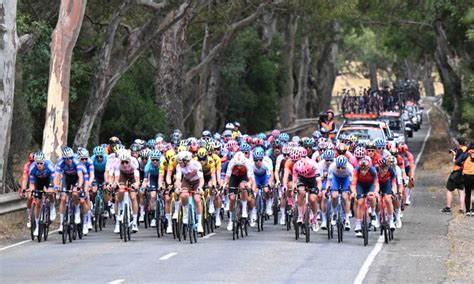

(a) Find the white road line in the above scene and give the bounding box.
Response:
[108,279,125,284]
[202,233,215,239]
[159,252,178,260]
[353,236,384,284]
[0,229,59,252]
[354,107,432,284]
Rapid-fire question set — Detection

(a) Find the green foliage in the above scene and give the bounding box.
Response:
[219,28,285,134]
[101,58,168,145]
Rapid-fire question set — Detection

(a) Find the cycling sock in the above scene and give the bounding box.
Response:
[197,214,202,224]
[229,211,233,221]
[251,207,257,217]
[75,204,80,213]
[35,218,39,226]
[165,213,171,225]
[174,202,179,213]
[395,209,400,220]
[27,208,31,219]
[133,214,138,224]
[241,200,248,211]
[280,207,285,216]
[321,212,327,223]
[59,213,64,224]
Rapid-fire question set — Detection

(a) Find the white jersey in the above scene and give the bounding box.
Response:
[113,156,139,177]
[225,157,255,179]
[327,162,354,179]
[176,160,203,182]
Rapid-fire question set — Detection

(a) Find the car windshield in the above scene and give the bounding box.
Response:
[338,128,385,140]
[388,119,402,131]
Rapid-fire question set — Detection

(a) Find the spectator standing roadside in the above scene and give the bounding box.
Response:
[455,142,474,215]
[442,137,467,213]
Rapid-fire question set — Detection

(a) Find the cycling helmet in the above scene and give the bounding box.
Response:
[147,139,156,148]
[113,144,125,154]
[176,151,192,162]
[155,136,164,144]
[278,133,290,143]
[223,129,233,137]
[388,155,397,166]
[389,147,399,156]
[213,140,222,151]
[34,151,46,163]
[141,148,151,159]
[197,148,208,159]
[253,137,264,147]
[335,156,348,168]
[62,147,74,158]
[366,141,376,150]
[289,147,302,161]
[320,127,328,134]
[233,152,246,166]
[77,147,90,159]
[202,130,212,139]
[227,151,235,160]
[253,147,265,159]
[339,134,347,141]
[130,143,141,152]
[205,141,214,152]
[189,142,199,153]
[213,133,221,141]
[177,145,187,153]
[300,147,308,158]
[225,123,235,130]
[257,133,266,140]
[354,146,367,158]
[240,143,251,152]
[165,149,176,161]
[378,157,390,168]
[321,150,335,160]
[272,129,281,138]
[28,152,34,162]
[134,139,146,148]
[398,142,408,153]
[118,150,131,162]
[93,146,105,156]
[350,135,358,143]
[197,138,206,148]
[234,121,241,128]
[149,150,161,160]
[282,145,291,155]
[292,136,301,144]
[336,143,347,154]
[109,136,121,145]
[374,137,385,148]
[312,130,322,139]
[272,138,282,148]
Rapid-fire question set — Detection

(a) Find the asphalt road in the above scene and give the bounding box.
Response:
[0,103,444,284]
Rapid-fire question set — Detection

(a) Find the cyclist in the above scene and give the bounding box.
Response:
[281,148,302,225]
[91,146,110,217]
[293,157,322,231]
[142,150,162,227]
[174,151,205,233]
[29,152,56,236]
[351,157,379,237]
[335,143,357,168]
[316,149,335,230]
[399,143,415,205]
[388,155,403,228]
[20,153,34,228]
[112,150,141,233]
[326,155,354,231]
[161,149,178,234]
[195,148,219,223]
[77,148,95,234]
[253,147,274,221]
[223,151,256,231]
[54,147,86,234]
[376,158,397,230]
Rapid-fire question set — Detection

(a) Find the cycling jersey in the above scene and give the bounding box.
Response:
[327,162,353,192]
[225,158,254,179]
[113,157,139,178]
[29,161,55,185]
[55,158,87,176]
[210,153,222,171]
[91,154,108,172]
[274,154,288,175]
[79,157,95,182]
[253,157,273,187]
[144,160,160,188]
[194,156,215,177]
[176,160,203,182]
[292,158,320,181]
[377,167,396,195]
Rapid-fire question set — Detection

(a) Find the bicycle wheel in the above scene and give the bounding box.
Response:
[286,204,292,231]
[273,193,279,225]
[337,211,342,243]
[244,219,248,236]
[94,198,100,232]
[68,225,72,243]
[188,206,194,244]
[43,207,50,241]
[326,209,331,240]
[98,214,103,231]
[155,202,161,238]
[294,205,299,240]
[62,224,67,244]
[177,205,183,242]
[363,212,369,246]
[30,203,36,241]
[122,205,128,242]
[232,220,237,241]
[305,206,310,243]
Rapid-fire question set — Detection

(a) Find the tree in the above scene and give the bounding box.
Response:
[42,0,86,160]
[0,0,19,193]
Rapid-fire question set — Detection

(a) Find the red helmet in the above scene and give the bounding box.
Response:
[28,152,34,162]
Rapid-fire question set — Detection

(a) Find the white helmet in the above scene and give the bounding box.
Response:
[233,151,246,166]
[176,151,192,162]
[117,149,130,161]
[225,123,235,130]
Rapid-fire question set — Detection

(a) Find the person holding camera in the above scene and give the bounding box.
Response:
[319,110,336,140]
[455,142,474,215]
[442,137,467,213]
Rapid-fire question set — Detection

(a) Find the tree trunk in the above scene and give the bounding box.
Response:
[0,0,19,193]
[279,13,298,128]
[155,18,188,131]
[433,20,462,128]
[261,12,276,48]
[295,36,310,118]
[369,62,378,90]
[73,1,194,147]
[204,63,221,131]
[316,23,340,112]
[42,0,86,160]
[422,56,436,97]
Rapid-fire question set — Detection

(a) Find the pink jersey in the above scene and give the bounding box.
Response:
[292,158,321,180]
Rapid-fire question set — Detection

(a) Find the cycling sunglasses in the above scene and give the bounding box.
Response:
[337,166,346,170]
[37,162,44,166]
[97,155,103,159]
[325,159,334,162]
[367,149,376,152]
[254,159,263,162]
[80,158,88,161]
[121,161,129,165]
[151,159,159,162]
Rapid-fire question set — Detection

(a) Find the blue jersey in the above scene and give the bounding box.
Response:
[29,161,55,184]
[55,158,87,177]
[91,154,108,172]
[79,158,95,182]
[144,160,160,177]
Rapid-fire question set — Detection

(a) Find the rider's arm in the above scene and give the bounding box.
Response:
[282,161,290,189]
[174,165,182,189]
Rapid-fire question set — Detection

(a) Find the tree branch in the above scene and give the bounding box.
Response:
[184,0,270,84]
[356,19,431,28]
[137,0,167,10]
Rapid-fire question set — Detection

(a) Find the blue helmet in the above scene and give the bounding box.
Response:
[240,143,251,152]
[253,147,265,159]
[62,147,74,159]
[335,155,348,168]
[374,138,385,148]
[321,150,335,160]
[149,150,161,160]
[257,133,267,140]
[278,133,290,143]
[147,139,156,148]
[93,146,105,156]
